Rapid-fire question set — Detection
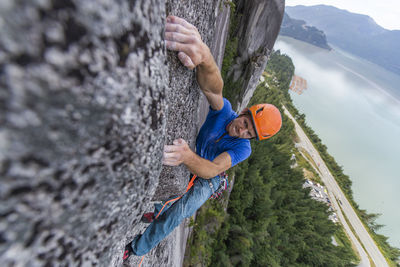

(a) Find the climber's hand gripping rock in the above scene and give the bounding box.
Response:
[165,15,224,111]
[163,138,192,166]
[165,15,208,69]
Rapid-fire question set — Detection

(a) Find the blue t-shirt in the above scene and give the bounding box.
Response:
[196,98,251,169]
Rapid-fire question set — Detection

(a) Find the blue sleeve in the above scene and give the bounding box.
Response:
[207,98,233,118]
[226,141,251,167]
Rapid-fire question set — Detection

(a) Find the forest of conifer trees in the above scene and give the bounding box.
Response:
[183,51,359,267]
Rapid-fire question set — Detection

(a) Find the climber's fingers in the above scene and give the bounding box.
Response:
[165,41,203,66]
[162,151,183,166]
[163,139,190,166]
[178,52,195,69]
[167,15,200,38]
[165,15,204,68]
[173,138,187,146]
[162,158,181,166]
[165,32,196,44]
[165,23,192,36]
[163,151,180,160]
[164,144,179,153]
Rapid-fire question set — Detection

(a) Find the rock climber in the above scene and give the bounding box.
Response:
[123,15,282,260]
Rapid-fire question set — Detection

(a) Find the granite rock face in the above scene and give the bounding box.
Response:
[227,0,285,111]
[0,0,220,266]
[153,0,219,200]
[0,0,166,266]
[0,0,283,266]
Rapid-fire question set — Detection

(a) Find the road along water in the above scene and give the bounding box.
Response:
[274,36,400,248]
[284,106,388,267]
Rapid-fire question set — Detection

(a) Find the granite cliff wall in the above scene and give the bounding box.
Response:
[0,0,284,266]
[0,0,218,266]
[226,0,285,111]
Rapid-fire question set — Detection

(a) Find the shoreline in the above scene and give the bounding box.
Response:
[276,36,400,248]
[283,105,388,267]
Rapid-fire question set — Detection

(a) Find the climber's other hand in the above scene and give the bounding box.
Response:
[163,138,192,166]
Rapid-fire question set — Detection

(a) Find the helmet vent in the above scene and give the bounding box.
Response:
[256,107,264,114]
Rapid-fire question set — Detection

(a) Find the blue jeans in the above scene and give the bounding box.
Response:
[131,176,221,256]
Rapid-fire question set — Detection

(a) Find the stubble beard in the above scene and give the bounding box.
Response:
[226,121,238,137]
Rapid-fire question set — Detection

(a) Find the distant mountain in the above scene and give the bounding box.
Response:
[279,12,331,50]
[286,5,400,75]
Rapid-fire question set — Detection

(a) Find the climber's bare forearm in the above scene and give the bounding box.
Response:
[163,139,231,179]
[183,151,230,179]
[165,15,224,110]
[196,47,224,111]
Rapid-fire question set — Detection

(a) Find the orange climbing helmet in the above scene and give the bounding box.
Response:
[245,104,282,140]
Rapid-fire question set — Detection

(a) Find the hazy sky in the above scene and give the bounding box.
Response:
[286,0,400,30]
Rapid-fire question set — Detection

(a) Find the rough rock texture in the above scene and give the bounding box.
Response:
[227,0,285,111]
[153,0,219,201]
[0,0,166,266]
[210,2,231,70]
[128,2,223,266]
[0,0,283,266]
[0,0,219,266]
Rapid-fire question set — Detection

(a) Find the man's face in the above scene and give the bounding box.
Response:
[226,113,256,139]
